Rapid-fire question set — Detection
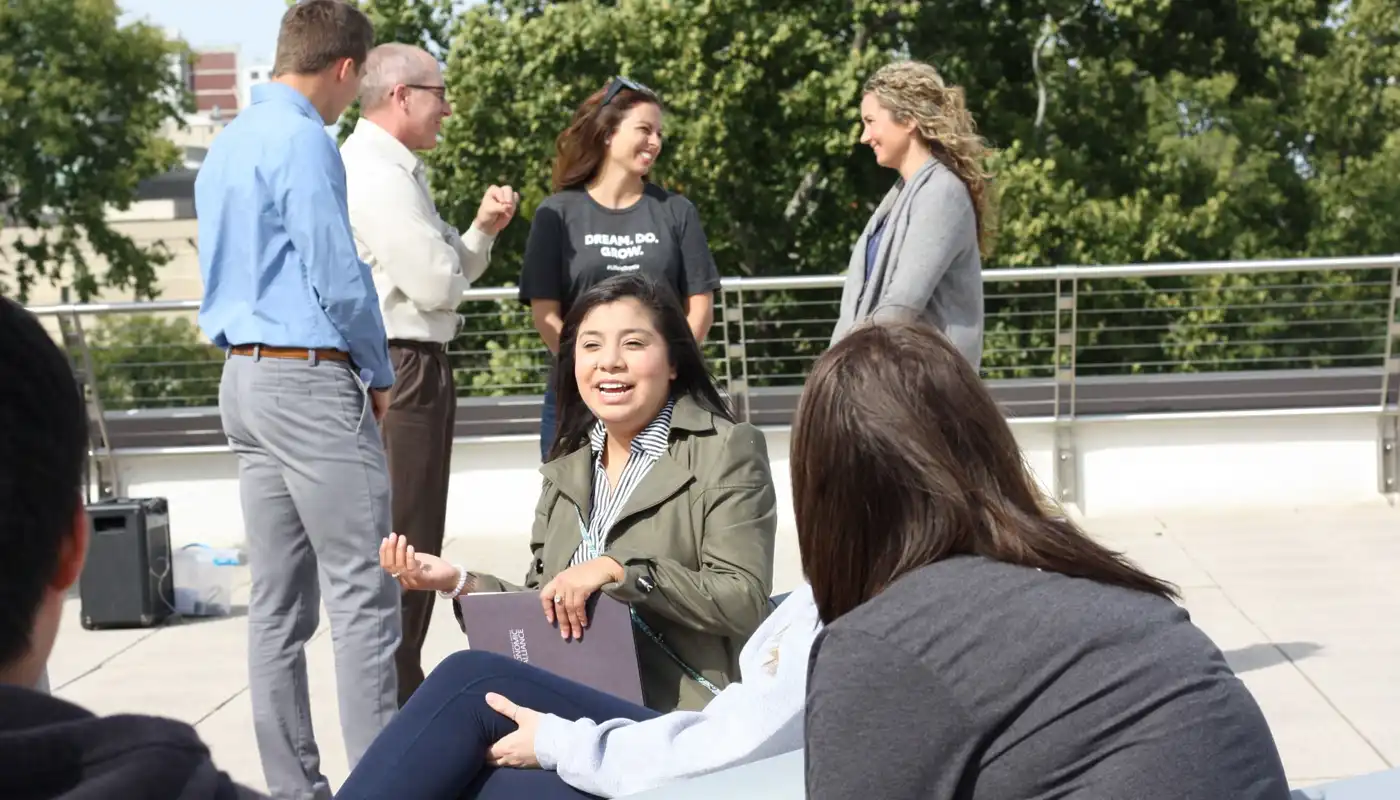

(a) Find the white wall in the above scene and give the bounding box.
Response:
[110,409,1391,552]
[1073,410,1381,515]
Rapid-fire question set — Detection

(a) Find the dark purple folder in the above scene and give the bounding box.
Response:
[456,590,645,706]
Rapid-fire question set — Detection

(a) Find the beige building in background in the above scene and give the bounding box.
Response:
[7,186,203,309]
[3,129,207,367]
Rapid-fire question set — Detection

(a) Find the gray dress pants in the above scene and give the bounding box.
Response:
[219,351,401,800]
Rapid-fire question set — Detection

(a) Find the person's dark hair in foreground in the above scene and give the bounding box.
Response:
[797,325,1177,623]
[795,321,1292,800]
[0,298,261,800]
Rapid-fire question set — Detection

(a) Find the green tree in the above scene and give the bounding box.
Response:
[87,314,223,410]
[420,0,912,391]
[367,0,1400,390]
[0,0,190,302]
[331,0,457,142]
[1299,0,1400,258]
[432,0,903,288]
[980,0,1400,377]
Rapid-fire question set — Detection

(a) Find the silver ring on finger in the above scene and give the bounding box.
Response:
[554,594,564,604]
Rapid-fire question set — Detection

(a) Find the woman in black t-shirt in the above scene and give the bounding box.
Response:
[519,76,721,460]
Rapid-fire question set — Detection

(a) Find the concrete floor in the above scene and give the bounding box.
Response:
[46,505,1400,796]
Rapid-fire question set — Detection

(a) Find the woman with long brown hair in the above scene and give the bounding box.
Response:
[831,60,993,370]
[794,321,1291,800]
[519,77,721,460]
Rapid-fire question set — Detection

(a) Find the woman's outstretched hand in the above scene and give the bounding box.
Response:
[485,692,542,769]
[380,532,459,593]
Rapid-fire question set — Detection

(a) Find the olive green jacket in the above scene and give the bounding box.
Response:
[465,395,777,712]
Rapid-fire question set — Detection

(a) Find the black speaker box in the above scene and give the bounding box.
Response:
[79,497,175,630]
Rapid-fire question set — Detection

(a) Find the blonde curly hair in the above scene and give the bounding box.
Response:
[864,60,997,257]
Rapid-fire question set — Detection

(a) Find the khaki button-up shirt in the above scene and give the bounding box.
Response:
[341,117,493,343]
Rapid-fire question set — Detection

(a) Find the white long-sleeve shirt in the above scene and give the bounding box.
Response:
[341,118,492,343]
[534,583,821,798]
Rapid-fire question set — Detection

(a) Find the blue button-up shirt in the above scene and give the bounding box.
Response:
[195,83,394,389]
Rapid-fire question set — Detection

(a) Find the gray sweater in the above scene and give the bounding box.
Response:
[804,556,1292,800]
[830,158,984,370]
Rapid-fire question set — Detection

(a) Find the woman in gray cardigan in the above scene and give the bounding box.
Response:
[831,60,995,370]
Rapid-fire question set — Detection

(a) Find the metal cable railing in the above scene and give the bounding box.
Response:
[25,254,1400,416]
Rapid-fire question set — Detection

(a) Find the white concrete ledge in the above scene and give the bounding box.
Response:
[104,407,1398,551]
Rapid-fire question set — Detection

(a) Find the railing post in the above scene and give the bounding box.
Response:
[717,284,734,401]
[1053,276,1080,509]
[54,299,121,502]
[724,286,751,422]
[1378,265,1400,499]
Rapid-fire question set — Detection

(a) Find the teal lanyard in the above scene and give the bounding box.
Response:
[576,511,721,696]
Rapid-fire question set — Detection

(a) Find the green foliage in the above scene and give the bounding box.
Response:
[356,0,1400,391]
[450,299,552,396]
[86,315,223,410]
[0,0,190,302]
[331,0,457,142]
[971,0,1400,378]
[430,0,902,289]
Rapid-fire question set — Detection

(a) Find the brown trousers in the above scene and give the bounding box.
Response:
[382,340,456,706]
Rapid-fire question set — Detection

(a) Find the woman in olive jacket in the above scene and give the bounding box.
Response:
[384,273,777,713]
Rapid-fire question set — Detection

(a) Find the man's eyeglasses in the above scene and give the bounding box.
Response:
[403,83,447,101]
[601,76,655,107]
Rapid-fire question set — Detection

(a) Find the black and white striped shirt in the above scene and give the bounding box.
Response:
[569,399,676,566]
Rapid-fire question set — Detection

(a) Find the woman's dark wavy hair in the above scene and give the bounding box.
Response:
[794,321,1179,624]
[547,273,732,461]
[551,83,663,192]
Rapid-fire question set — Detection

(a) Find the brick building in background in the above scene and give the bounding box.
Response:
[188,46,242,121]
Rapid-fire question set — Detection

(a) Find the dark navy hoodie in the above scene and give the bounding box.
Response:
[0,684,263,800]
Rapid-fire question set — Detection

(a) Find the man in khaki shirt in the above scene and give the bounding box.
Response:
[341,42,518,705]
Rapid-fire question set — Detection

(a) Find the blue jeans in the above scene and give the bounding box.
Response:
[337,650,659,800]
[539,364,558,461]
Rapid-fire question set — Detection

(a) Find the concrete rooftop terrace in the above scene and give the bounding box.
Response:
[46,505,1400,796]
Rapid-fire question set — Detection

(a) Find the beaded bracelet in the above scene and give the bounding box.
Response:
[438,565,469,600]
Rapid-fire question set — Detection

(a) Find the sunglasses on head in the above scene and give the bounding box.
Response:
[601,75,655,107]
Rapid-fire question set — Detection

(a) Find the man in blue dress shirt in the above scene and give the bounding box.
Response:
[194,3,399,798]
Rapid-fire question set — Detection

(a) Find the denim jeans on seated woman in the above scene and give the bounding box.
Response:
[336,650,658,800]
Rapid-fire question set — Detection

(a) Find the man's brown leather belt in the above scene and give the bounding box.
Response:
[388,338,445,352]
[228,344,350,362]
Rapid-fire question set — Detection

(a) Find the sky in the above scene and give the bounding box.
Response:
[117,0,477,64]
[119,0,289,64]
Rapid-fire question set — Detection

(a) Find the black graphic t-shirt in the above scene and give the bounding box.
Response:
[517,183,720,317]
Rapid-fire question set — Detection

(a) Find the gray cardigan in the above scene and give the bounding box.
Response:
[830,158,984,370]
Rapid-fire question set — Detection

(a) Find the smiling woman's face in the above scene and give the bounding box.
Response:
[859,92,916,170]
[605,101,664,179]
[573,297,676,437]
